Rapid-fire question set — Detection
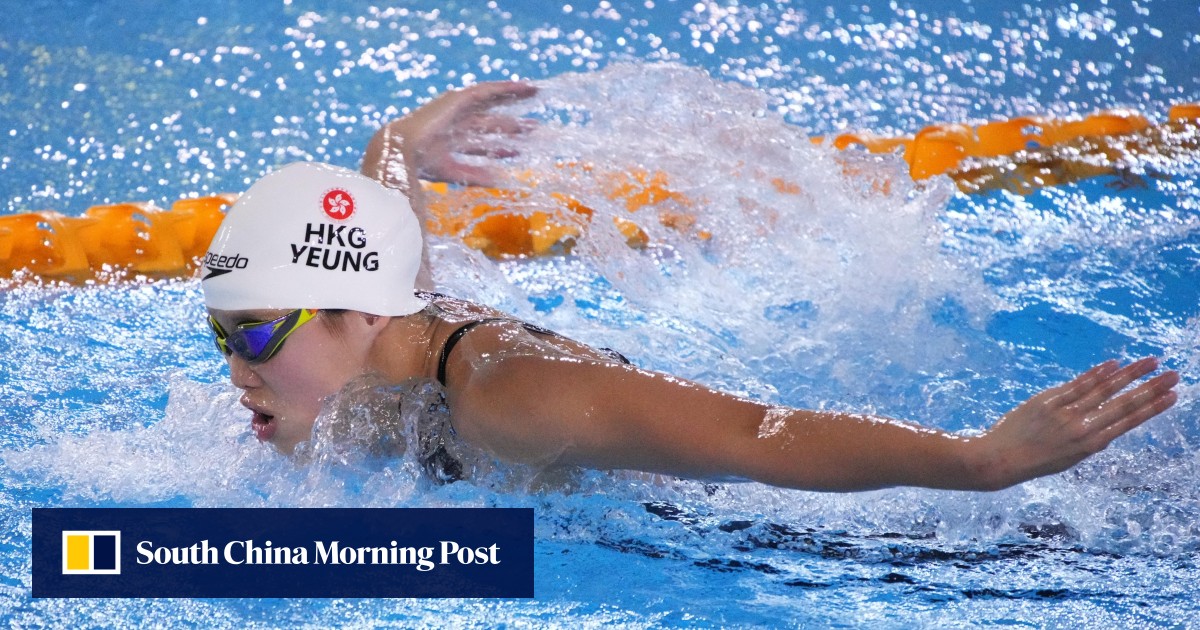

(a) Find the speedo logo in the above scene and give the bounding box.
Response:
[202,252,250,280]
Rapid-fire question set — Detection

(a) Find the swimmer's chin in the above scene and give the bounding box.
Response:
[249,416,307,457]
[266,436,312,461]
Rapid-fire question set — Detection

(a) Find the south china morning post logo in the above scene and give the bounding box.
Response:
[33,508,534,598]
[61,530,121,575]
[130,537,499,574]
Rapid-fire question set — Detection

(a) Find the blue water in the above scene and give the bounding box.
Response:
[2,1,1199,626]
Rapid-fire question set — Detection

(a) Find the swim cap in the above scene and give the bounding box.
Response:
[202,162,426,316]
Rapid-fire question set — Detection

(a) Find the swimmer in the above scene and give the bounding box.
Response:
[203,81,1179,492]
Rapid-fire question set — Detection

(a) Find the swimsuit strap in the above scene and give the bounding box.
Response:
[436,318,631,388]
[437,318,508,387]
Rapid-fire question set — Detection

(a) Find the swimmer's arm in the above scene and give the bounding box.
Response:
[454,355,983,490]
[361,82,537,289]
[361,81,538,195]
[453,355,1177,492]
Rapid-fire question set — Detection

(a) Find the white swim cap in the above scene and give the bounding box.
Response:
[202,162,426,316]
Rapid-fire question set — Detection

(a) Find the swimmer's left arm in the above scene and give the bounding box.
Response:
[451,351,1178,492]
[452,353,986,490]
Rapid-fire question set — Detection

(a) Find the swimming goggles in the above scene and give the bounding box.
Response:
[208,308,320,364]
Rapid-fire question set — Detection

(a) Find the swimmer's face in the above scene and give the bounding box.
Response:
[207,308,379,454]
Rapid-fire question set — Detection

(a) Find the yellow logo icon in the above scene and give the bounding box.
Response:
[62,531,121,575]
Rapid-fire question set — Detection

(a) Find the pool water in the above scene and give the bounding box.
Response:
[2,1,1199,626]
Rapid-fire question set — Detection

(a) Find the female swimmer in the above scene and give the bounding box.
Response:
[202,82,1179,492]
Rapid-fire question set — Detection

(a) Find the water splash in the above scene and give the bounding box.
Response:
[431,63,996,412]
[2,64,1196,569]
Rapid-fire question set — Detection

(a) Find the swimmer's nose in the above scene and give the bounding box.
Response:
[227,354,263,389]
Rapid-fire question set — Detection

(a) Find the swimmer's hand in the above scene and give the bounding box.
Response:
[970,357,1179,490]
[363,81,539,189]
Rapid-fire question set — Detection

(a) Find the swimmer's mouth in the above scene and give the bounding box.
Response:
[250,410,276,439]
[249,410,277,442]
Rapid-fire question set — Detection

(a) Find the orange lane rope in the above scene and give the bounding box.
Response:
[2,104,1197,281]
[823,102,1200,194]
[427,102,1199,256]
[420,165,709,259]
[0,196,232,282]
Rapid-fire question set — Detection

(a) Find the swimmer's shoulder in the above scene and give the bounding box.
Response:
[420,292,629,380]
[437,316,626,390]
[436,320,633,466]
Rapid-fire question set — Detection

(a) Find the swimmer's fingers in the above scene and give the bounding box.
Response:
[1086,370,1179,448]
[450,115,536,158]
[447,82,538,127]
[424,135,521,185]
[453,84,539,148]
[456,114,538,137]
[1069,357,1161,413]
[457,143,521,159]
[1038,360,1119,408]
[411,82,539,186]
[417,147,510,187]
[978,358,1177,488]
[461,81,539,111]
[456,139,528,161]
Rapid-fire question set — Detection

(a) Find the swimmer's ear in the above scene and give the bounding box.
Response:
[334,311,390,335]
[351,313,392,350]
[360,313,390,328]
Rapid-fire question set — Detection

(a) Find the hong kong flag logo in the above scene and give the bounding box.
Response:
[322,189,355,221]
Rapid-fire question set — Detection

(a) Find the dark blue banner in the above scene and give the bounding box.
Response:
[33,508,534,598]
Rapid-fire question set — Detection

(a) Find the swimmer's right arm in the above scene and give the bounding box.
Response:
[360,81,537,288]
[450,349,1178,492]
[361,81,538,196]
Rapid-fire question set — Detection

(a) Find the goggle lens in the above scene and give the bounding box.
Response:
[208,309,319,364]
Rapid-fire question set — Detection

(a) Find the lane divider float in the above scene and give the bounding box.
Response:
[2,104,1196,281]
